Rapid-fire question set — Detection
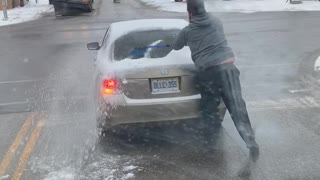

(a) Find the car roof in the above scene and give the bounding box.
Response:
[108,19,188,42]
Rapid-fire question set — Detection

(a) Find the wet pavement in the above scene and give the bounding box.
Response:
[1,0,320,179]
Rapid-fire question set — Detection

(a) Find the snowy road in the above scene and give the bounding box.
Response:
[1,0,320,179]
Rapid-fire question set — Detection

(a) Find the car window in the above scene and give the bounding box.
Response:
[113,29,180,61]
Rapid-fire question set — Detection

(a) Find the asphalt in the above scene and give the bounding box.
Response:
[0,0,320,179]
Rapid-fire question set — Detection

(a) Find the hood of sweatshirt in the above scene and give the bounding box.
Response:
[190,13,211,27]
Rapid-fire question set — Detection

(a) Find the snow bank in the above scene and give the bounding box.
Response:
[140,0,320,13]
[0,0,53,27]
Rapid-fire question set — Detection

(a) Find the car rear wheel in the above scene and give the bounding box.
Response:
[175,0,183,2]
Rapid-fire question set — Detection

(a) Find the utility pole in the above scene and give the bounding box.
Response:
[2,0,8,21]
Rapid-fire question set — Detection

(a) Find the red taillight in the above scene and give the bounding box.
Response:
[102,79,118,95]
[104,79,117,89]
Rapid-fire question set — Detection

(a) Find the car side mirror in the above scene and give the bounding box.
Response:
[87,42,100,50]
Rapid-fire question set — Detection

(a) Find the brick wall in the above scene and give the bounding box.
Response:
[0,0,21,10]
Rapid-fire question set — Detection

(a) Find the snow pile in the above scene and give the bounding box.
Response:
[123,165,138,172]
[0,0,53,26]
[121,165,138,180]
[121,173,135,180]
[140,0,320,13]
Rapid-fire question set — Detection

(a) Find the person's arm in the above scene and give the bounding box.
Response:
[171,28,187,50]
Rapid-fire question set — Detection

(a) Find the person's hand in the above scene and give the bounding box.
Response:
[162,34,177,47]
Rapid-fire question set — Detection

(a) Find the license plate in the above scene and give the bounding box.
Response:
[151,77,180,94]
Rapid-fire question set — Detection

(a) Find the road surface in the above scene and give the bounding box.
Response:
[0,0,320,179]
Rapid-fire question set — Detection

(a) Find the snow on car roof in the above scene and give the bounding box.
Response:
[109,19,188,43]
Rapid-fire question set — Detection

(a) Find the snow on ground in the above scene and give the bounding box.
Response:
[123,165,138,172]
[0,0,53,26]
[315,56,320,71]
[140,0,320,13]
[0,175,9,180]
[43,168,75,180]
[121,173,135,180]
[77,153,140,180]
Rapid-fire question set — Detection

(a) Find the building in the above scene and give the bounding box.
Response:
[0,0,23,10]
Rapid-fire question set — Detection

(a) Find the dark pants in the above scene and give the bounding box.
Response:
[195,63,258,148]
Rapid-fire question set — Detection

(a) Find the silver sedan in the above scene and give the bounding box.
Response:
[87,19,225,135]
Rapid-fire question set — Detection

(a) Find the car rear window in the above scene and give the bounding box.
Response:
[113,29,180,61]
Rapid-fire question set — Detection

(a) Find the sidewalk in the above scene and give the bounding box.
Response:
[141,0,320,13]
[0,0,53,27]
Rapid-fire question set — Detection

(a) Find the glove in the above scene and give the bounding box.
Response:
[162,34,178,47]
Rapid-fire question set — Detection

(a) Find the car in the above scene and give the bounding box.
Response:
[87,19,226,136]
[52,0,94,16]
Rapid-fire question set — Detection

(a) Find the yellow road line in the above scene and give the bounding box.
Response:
[0,113,37,177]
[11,113,46,180]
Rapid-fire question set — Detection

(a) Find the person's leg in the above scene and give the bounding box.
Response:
[196,69,224,128]
[218,64,259,150]
[194,68,225,149]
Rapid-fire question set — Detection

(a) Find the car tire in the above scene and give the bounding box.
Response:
[175,0,183,2]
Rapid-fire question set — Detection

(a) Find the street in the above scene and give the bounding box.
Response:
[1,0,320,179]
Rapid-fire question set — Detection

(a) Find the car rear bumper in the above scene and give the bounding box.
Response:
[52,0,91,10]
[104,94,201,126]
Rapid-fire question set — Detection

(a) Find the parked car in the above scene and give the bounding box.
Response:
[52,0,94,16]
[87,19,226,137]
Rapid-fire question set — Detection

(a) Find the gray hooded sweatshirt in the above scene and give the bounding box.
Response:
[172,13,235,70]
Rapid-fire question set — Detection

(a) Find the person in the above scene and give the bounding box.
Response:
[170,0,260,159]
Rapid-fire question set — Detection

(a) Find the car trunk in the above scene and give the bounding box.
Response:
[120,64,199,99]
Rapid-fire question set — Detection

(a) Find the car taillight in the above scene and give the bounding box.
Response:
[102,79,118,95]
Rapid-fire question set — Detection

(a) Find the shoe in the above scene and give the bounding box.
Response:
[249,145,260,162]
